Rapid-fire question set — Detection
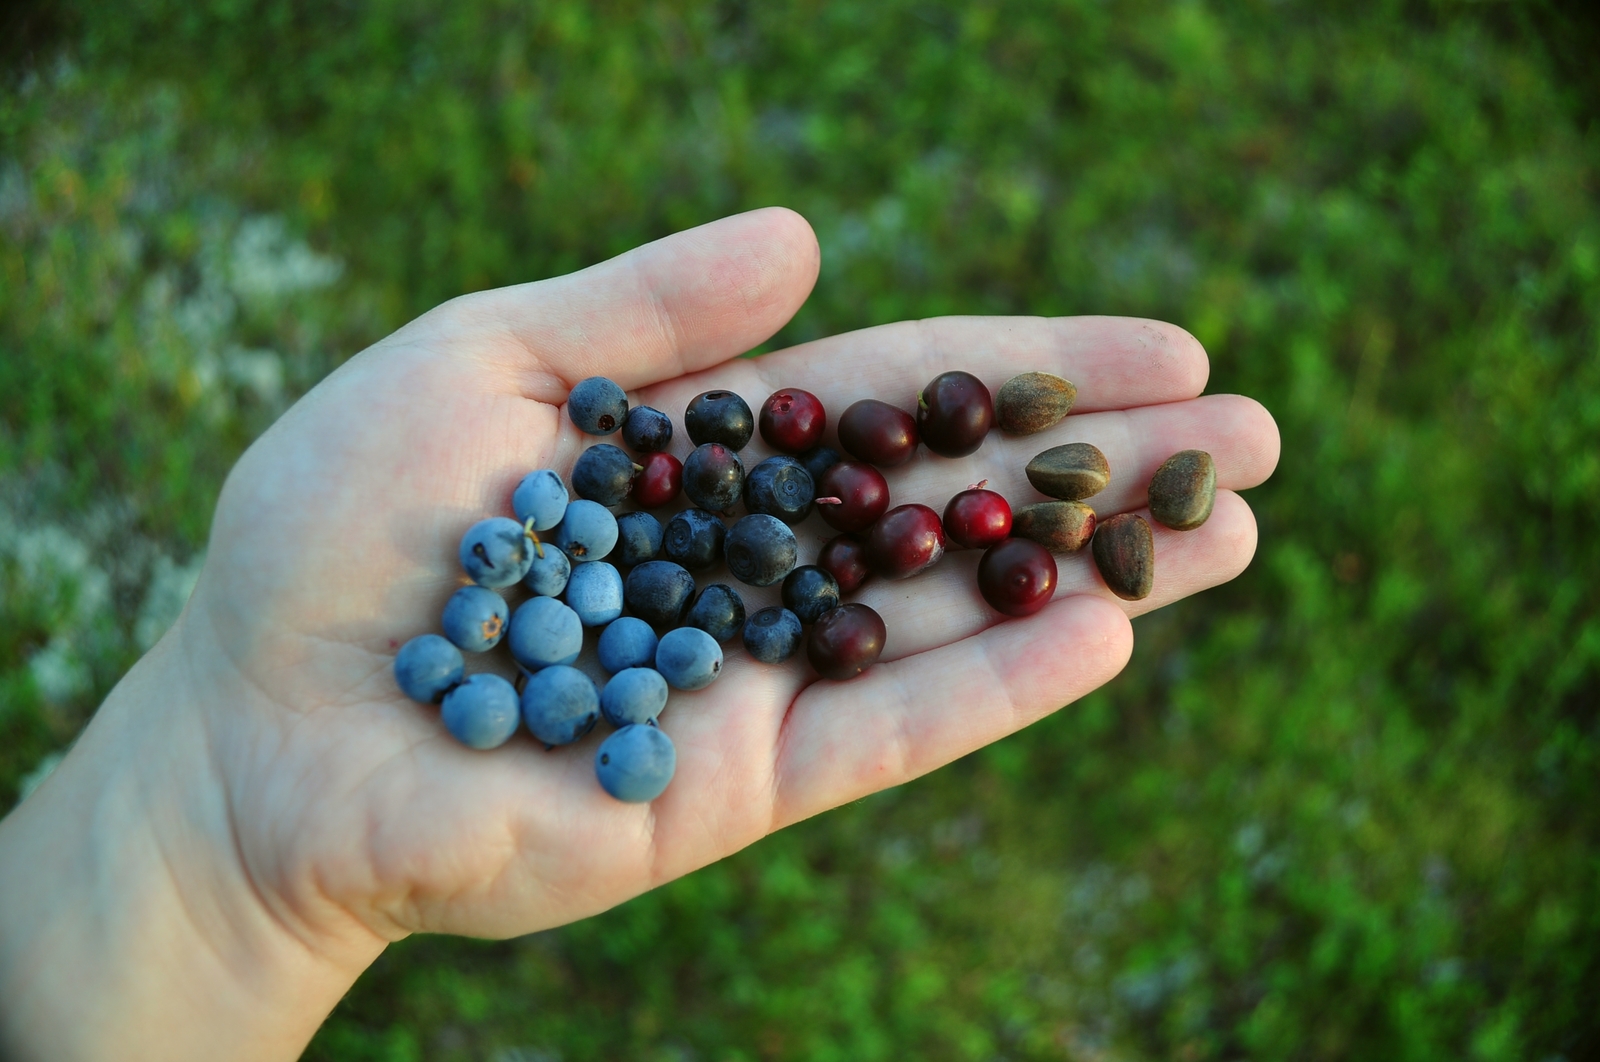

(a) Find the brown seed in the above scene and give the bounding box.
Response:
[1011,501,1097,552]
[1025,442,1110,501]
[996,372,1077,435]
[1092,513,1154,600]
[1148,450,1216,531]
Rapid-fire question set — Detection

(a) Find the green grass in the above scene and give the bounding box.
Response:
[3,1,1598,1058]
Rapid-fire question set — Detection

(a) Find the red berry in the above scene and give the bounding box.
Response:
[916,371,994,458]
[838,399,919,467]
[818,533,870,594]
[866,503,946,579]
[807,603,887,680]
[633,452,682,508]
[759,388,826,453]
[943,482,1012,549]
[815,461,890,533]
[977,538,1057,617]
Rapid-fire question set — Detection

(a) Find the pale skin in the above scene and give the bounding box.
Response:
[0,207,1279,1061]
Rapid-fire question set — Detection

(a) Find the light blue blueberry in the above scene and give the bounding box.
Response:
[522,541,572,597]
[440,673,521,749]
[393,634,463,704]
[440,585,509,652]
[597,617,658,674]
[654,626,723,691]
[459,516,534,589]
[595,724,677,802]
[600,667,669,727]
[552,499,618,563]
[521,665,600,746]
[512,469,570,531]
[564,561,624,627]
[507,596,583,670]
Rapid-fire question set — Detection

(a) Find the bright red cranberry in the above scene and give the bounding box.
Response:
[807,603,887,680]
[815,461,890,533]
[759,388,826,453]
[977,538,1057,617]
[916,371,994,458]
[943,482,1012,549]
[838,399,918,467]
[633,452,682,508]
[818,533,870,593]
[866,503,946,579]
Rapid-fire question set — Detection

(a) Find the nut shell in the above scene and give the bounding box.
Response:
[1091,513,1154,600]
[1025,442,1110,501]
[996,372,1076,434]
[1011,501,1097,552]
[1148,450,1216,530]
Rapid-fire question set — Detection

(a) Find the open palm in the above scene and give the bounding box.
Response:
[181,208,1278,952]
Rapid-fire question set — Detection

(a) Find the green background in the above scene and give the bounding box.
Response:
[3,1,1598,1058]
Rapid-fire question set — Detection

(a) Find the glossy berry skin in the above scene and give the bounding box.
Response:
[621,405,673,452]
[682,443,745,512]
[624,560,696,627]
[633,452,682,508]
[807,603,887,680]
[512,470,569,531]
[744,456,815,524]
[564,561,624,627]
[507,597,583,670]
[664,508,726,572]
[460,517,534,589]
[916,371,994,458]
[815,461,890,533]
[600,668,670,728]
[572,444,637,507]
[866,503,947,579]
[817,533,870,594]
[781,565,842,625]
[799,445,842,483]
[596,724,677,803]
[440,674,521,750]
[742,606,804,664]
[943,487,1013,549]
[522,541,571,597]
[685,583,746,643]
[838,399,919,467]
[394,634,463,704]
[759,388,826,453]
[725,514,798,587]
[597,616,659,674]
[440,585,509,652]
[552,500,618,563]
[655,627,724,691]
[520,665,600,746]
[613,511,664,568]
[569,376,628,435]
[685,390,755,450]
[978,538,1058,617]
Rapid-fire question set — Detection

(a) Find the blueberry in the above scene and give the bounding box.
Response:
[655,627,724,690]
[743,456,815,524]
[507,596,583,670]
[522,541,572,596]
[664,508,726,572]
[742,606,804,664]
[600,667,670,727]
[552,499,618,563]
[595,724,677,803]
[681,443,745,512]
[684,390,754,450]
[520,665,600,746]
[569,376,628,435]
[512,470,569,531]
[440,585,509,652]
[598,616,659,673]
[781,565,842,624]
[459,517,534,589]
[724,514,798,587]
[440,673,521,749]
[572,444,637,507]
[564,561,624,626]
[394,634,464,703]
[623,560,696,627]
[622,405,673,452]
[685,583,746,643]
[799,445,842,483]
[613,511,664,568]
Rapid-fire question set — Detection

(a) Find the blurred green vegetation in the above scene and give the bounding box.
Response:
[3,1,1598,1059]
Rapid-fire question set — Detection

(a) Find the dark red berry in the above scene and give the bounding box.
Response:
[759,388,826,454]
[807,603,887,680]
[633,452,682,508]
[866,503,946,579]
[838,399,919,467]
[916,371,993,458]
[943,482,1012,549]
[818,533,870,594]
[815,461,890,533]
[977,538,1057,617]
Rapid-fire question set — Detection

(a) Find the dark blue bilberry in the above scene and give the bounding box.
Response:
[441,585,509,652]
[664,508,726,571]
[441,673,521,749]
[684,390,754,450]
[624,560,696,628]
[685,583,746,643]
[595,724,676,802]
[742,606,804,664]
[724,513,798,587]
[744,456,815,524]
[622,405,673,452]
[613,511,664,568]
[781,565,842,625]
[799,446,842,483]
[682,443,745,512]
[572,444,637,507]
[394,634,464,703]
[569,377,628,435]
